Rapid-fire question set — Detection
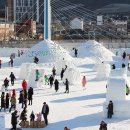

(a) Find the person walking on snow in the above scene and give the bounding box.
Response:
[107,100,113,119]
[18,90,24,108]
[5,93,10,109]
[64,78,69,93]
[60,68,65,80]
[0,59,2,68]
[41,102,49,125]
[0,92,5,112]
[9,94,16,112]
[74,48,78,57]
[4,77,9,91]
[35,69,40,81]
[122,51,126,60]
[82,76,87,90]
[22,79,27,90]
[52,66,56,77]
[10,72,16,86]
[54,79,59,92]
[11,110,19,130]
[10,58,14,67]
[49,75,54,88]
[28,87,33,105]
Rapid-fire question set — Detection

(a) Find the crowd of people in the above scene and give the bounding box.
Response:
[2,50,129,130]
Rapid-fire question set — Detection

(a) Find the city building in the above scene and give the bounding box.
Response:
[70,18,84,30]
[0,22,14,41]
[6,0,44,23]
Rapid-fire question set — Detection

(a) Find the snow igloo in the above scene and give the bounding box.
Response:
[95,63,111,80]
[19,63,36,79]
[63,67,82,85]
[28,67,45,88]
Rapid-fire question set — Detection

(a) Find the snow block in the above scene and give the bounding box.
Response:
[95,63,111,80]
[28,68,45,88]
[63,67,81,85]
[103,101,130,118]
[106,77,126,102]
[110,68,127,78]
[112,56,122,61]
[19,63,36,79]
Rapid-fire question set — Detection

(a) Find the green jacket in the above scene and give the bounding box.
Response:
[126,85,129,95]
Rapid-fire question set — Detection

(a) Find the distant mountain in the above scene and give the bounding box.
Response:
[0,0,130,18]
[69,0,130,10]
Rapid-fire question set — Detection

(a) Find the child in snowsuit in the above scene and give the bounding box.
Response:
[44,75,49,85]
[30,111,35,121]
[99,121,107,130]
[36,113,42,121]
[82,76,87,90]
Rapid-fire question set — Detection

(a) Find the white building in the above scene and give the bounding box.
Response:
[70,18,83,30]
[97,15,103,26]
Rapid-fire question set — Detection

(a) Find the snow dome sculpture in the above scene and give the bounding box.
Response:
[95,63,111,80]
[28,68,45,88]
[63,67,82,85]
[77,40,115,61]
[19,63,36,79]
[14,40,72,66]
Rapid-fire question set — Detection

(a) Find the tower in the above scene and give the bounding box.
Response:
[44,0,51,40]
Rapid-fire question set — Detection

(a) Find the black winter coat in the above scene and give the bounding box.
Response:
[6,94,9,108]
[54,80,59,91]
[60,69,65,79]
[10,74,16,81]
[108,103,113,115]
[28,88,33,100]
[42,104,49,115]
[4,79,9,87]
[1,95,5,108]
[11,112,19,125]
[18,93,24,103]
[49,76,54,85]
[99,123,107,130]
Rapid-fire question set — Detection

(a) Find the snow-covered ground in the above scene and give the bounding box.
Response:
[0,40,130,130]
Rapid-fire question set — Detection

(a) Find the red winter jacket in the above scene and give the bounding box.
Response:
[22,81,27,90]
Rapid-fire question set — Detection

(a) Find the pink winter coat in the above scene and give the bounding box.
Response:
[82,78,87,87]
[36,113,42,121]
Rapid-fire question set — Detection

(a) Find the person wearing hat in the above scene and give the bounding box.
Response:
[41,102,49,125]
[11,110,19,130]
[107,100,113,119]
[64,126,70,130]
[99,121,107,130]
